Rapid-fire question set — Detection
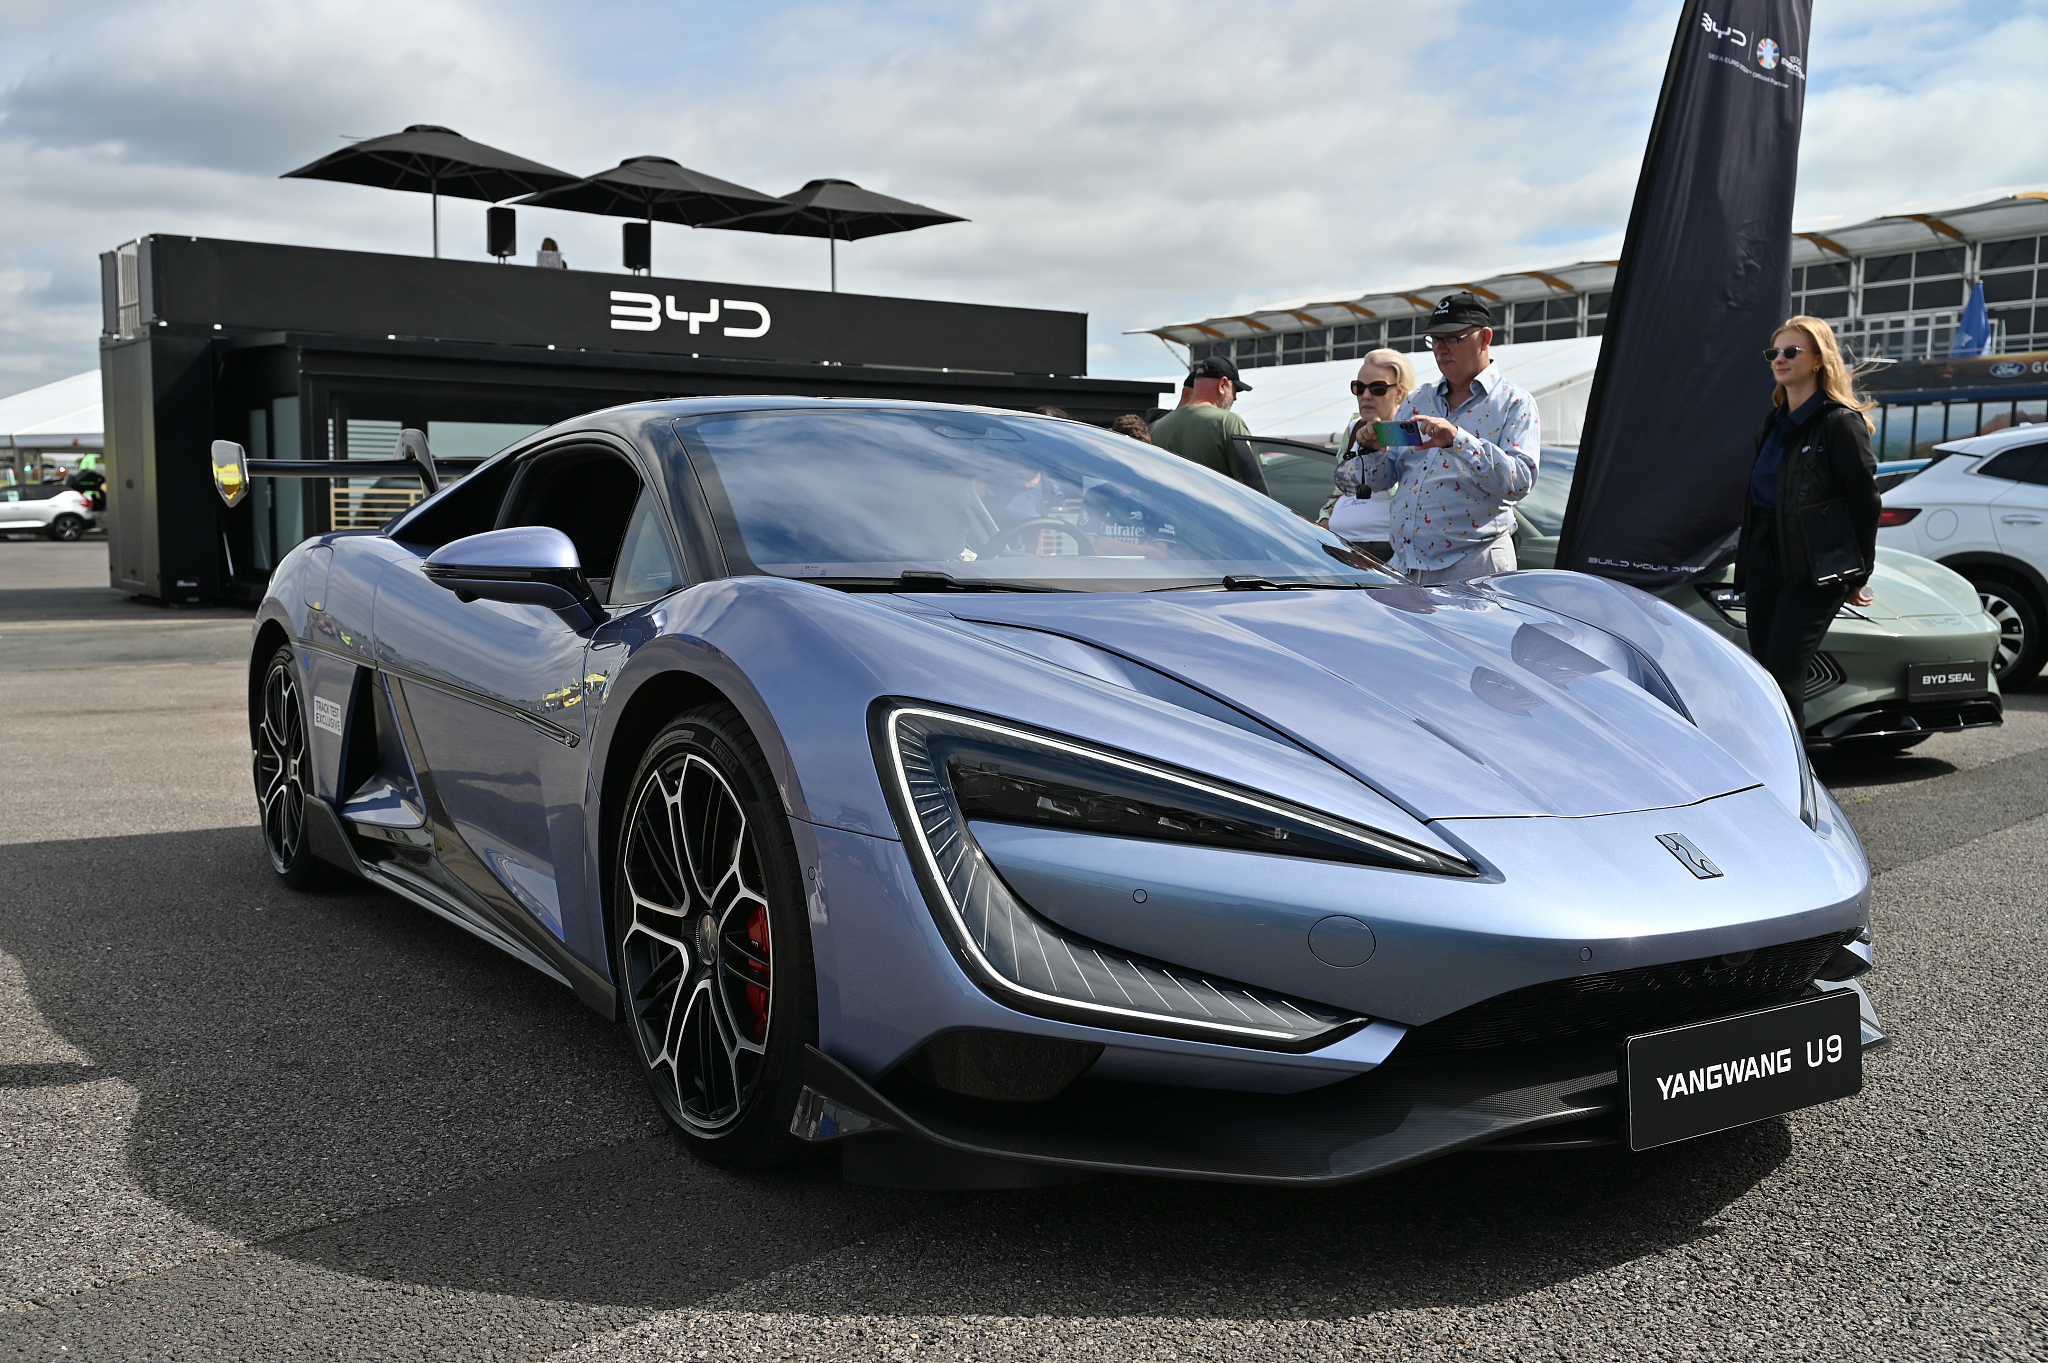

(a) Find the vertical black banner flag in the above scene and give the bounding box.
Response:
[1556,0,1813,587]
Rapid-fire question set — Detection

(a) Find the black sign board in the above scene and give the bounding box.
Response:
[1624,989,1860,1150]
[124,236,1086,376]
[1906,660,1989,701]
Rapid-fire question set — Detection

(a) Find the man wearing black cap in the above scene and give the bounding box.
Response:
[1149,355,1253,478]
[1340,291,1539,584]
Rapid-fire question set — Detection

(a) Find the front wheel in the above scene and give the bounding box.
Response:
[1970,575,2045,686]
[47,515,85,542]
[251,644,336,889]
[613,703,817,1167]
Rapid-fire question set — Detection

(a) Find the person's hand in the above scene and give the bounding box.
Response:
[1410,415,1459,449]
[1316,517,1330,529]
[1849,585,1874,607]
[1350,420,1381,454]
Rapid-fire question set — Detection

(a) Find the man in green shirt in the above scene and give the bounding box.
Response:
[1149,355,1253,477]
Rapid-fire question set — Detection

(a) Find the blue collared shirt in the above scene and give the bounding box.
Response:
[1750,392,1822,508]
[1338,363,1540,573]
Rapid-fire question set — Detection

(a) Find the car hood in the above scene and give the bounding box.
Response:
[1863,546,1983,619]
[933,586,1762,821]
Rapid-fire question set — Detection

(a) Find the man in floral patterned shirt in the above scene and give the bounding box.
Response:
[1339,292,1539,584]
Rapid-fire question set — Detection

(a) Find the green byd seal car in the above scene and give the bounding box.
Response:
[1233,437,2002,752]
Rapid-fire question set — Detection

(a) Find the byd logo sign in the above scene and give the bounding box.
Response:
[1699,11,1806,79]
[609,292,771,338]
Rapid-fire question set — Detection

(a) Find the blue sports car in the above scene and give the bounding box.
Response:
[222,398,1883,1187]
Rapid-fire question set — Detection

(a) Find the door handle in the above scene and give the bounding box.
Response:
[2000,514,2045,525]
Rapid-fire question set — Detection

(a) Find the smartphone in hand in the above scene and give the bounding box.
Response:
[1372,420,1425,448]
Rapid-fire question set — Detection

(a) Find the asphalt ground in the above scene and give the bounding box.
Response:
[2,538,2044,1361]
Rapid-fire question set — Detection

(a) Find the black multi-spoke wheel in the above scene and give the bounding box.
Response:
[615,704,815,1165]
[251,644,332,889]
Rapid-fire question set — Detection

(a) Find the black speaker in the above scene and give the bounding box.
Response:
[487,206,516,260]
[622,221,651,273]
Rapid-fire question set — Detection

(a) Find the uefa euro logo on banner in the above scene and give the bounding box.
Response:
[1756,37,1780,69]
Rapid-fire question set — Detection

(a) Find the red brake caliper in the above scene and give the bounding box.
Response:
[743,904,771,1036]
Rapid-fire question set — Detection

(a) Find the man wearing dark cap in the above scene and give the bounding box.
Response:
[1339,291,1539,583]
[1149,355,1253,478]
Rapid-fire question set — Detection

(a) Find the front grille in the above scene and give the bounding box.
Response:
[1399,932,1847,1056]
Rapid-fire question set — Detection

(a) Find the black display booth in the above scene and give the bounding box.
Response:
[99,236,1165,602]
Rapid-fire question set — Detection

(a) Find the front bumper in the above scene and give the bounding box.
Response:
[1812,694,2002,744]
[798,980,1889,1188]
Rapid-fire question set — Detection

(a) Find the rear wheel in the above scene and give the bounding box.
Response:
[47,515,85,542]
[1969,575,2045,686]
[613,704,817,1168]
[252,644,335,889]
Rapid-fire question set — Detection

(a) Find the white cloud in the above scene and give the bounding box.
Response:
[0,0,2039,397]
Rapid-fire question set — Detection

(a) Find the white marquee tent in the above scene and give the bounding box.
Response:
[0,371,103,460]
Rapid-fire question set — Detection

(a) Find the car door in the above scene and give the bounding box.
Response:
[1985,442,2048,572]
[0,486,33,528]
[374,439,644,962]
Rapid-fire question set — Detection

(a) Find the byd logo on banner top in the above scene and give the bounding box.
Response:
[1700,10,1806,79]
[610,292,772,338]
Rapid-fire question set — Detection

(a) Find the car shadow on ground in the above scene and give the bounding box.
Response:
[2,826,1785,1323]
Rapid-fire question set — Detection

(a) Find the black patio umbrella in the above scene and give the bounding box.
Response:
[282,125,577,257]
[708,179,967,291]
[514,157,787,274]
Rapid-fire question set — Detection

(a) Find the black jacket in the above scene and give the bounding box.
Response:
[1734,397,1879,591]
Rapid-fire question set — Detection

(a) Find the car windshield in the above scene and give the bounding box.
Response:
[1518,446,1579,538]
[668,408,1396,591]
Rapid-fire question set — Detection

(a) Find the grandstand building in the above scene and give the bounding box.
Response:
[1139,190,2048,370]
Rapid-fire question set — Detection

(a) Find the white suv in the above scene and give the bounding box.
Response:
[1878,422,2048,684]
[0,483,98,541]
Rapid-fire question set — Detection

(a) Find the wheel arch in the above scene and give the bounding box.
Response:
[1939,551,2048,605]
[248,618,292,742]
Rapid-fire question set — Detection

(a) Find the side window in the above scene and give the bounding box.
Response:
[497,446,643,590]
[611,488,686,606]
[1977,444,2048,484]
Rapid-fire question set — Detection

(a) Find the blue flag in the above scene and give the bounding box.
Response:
[1950,280,1991,357]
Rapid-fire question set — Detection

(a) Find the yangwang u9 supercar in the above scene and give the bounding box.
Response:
[216,399,1885,1187]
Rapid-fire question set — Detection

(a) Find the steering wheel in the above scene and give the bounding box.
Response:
[982,516,1092,558]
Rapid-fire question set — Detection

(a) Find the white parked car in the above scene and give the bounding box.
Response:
[0,483,98,541]
[1878,422,2048,684]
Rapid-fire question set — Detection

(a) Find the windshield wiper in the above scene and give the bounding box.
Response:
[797,571,1073,594]
[1149,575,1373,592]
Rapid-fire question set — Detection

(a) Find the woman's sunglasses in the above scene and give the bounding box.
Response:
[1351,380,1398,397]
[1763,346,1808,361]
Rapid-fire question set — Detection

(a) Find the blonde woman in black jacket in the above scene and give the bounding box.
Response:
[1734,314,1880,733]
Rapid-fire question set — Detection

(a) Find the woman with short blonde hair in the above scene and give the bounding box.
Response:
[1735,314,1880,733]
[1320,348,1417,561]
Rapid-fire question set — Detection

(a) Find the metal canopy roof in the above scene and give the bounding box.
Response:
[1137,189,2048,347]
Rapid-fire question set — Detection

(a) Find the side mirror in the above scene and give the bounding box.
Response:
[211,440,249,507]
[423,526,607,632]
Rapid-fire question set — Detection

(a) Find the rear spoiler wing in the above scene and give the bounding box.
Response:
[210,428,484,506]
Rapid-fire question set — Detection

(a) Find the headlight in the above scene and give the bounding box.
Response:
[874,703,1474,1051]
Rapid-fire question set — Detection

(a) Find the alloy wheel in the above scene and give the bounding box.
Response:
[1978,588,2026,676]
[253,654,309,873]
[619,752,774,1136]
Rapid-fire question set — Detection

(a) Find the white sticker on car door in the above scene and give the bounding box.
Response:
[313,695,345,736]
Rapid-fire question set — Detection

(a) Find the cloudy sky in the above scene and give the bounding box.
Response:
[0,0,2041,398]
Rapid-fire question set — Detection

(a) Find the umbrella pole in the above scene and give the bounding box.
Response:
[830,234,837,292]
[431,178,440,258]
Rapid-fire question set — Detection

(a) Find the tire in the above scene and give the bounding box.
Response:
[47,515,85,542]
[251,643,337,890]
[612,703,818,1168]
[1968,575,2045,687]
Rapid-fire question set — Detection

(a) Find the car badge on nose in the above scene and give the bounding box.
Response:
[1657,833,1723,879]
